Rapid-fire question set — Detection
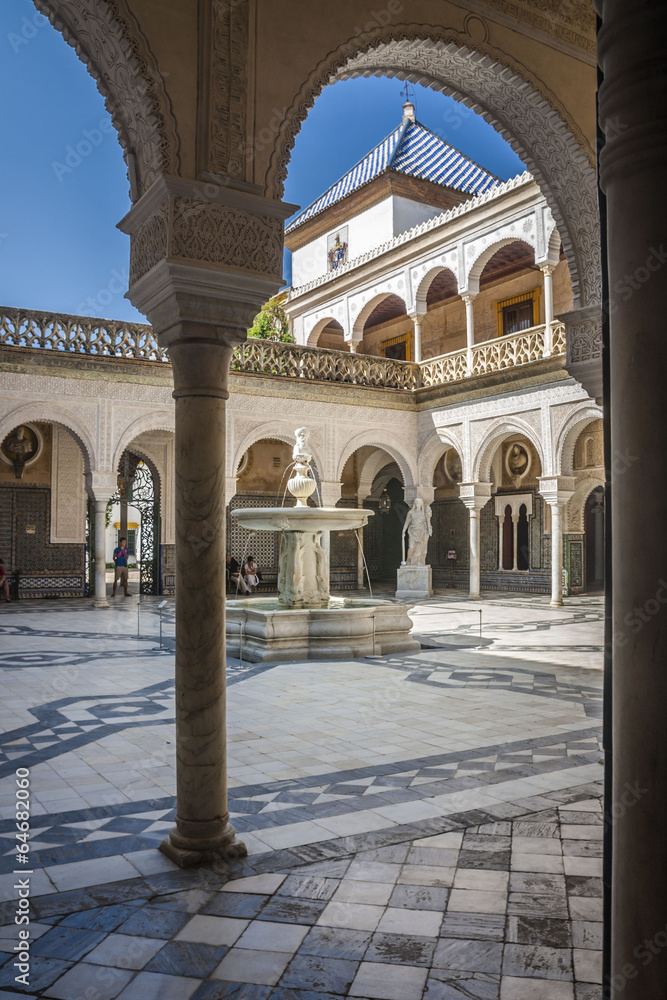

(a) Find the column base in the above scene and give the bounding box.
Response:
[159,826,247,868]
[93,598,109,609]
[550,598,564,607]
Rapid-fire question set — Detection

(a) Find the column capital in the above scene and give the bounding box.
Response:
[459,482,492,510]
[537,261,557,275]
[538,476,575,506]
[461,291,478,305]
[86,473,117,501]
[320,481,343,507]
[118,176,296,346]
[405,485,435,506]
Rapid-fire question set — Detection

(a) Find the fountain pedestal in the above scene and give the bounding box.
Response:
[227,428,420,661]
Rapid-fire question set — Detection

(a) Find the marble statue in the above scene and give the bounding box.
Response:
[402,497,433,565]
[292,426,312,465]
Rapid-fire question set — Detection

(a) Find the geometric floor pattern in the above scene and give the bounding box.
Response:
[0,592,604,998]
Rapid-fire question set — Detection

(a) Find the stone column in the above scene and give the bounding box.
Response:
[540,264,555,356]
[93,499,110,608]
[87,474,117,609]
[511,514,520,571]
[598,4,667,992]
[410,313,424,363]
[460,483,492,599]
[539,478,575,608]
[462,293,476,375]
[497,516,504,571]
[119,177,294,865]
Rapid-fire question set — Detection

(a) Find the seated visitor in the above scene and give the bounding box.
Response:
[226,553,250,594]
[244,556,261,592]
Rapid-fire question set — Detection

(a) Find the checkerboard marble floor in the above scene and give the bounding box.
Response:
[0,592,604,999]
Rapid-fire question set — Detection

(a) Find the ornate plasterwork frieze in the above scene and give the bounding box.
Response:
[201,0,249,178]
[37,0,180,199]
[121,180,291,287]
[170,198,283,275]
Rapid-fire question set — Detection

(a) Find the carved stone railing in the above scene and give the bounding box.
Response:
[419,322,566,388]
[230,337,418,390]
[0,306,167,361]
[0,307,565,393]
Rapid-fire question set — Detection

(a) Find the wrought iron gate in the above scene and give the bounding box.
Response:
[111,452,161,596]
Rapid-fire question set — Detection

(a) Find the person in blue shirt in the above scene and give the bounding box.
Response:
[112,537,132,597]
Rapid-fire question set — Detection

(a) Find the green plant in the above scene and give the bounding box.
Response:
[247,294,294,343]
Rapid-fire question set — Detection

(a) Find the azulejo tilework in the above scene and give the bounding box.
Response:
[0,594,603,998]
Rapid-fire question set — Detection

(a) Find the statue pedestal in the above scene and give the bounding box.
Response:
[396,564,433,600]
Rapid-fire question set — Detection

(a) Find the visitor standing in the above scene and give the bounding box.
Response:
[112,537,132,597]
[0,560,10,603]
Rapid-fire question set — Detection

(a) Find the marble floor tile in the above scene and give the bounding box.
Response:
[433,937,503,974]
[43,962,133,999]
[175,915,249,947]
[448,889,508,915]
[235,919,309,952]
[280,953,359,993]
[317,901,385,932]
[331,879,394,905]
[502,943,573,981]
[115,971,201,999]
[376,906,443,937]
[84,933,165,970]
[211,947,293,985]
[350,960,429,1000]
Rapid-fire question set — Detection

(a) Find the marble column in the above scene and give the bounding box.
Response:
[119,177,294,865]
[539,478,574,608]
[410,313,424,363]
[462,293,476,375]
[540,264,555,356]
[497,515,504,571]
[93,499,110,608]
[598,3,667,993]
[511,514,520,571]
[460,483,492,600]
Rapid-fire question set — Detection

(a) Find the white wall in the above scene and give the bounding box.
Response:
[291,198,395,286]
[391,195,443,238]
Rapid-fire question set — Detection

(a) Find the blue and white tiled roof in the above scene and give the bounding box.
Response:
[286,118,502,233]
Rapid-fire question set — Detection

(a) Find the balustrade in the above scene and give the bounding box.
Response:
[0,307,565,393]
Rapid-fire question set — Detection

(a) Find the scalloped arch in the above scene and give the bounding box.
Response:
[112,415,174,474]
[555,405,603,476]
[266,28,599,308]
[232,425,325,485]
[336,430,416,487]
[34,0,180,199]
[418,431,464,485]
[473,418,545,482]
[0,402,95,475]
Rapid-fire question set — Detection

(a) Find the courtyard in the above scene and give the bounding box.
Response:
[0,594,603,999]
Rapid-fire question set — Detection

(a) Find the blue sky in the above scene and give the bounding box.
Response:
[0,0,525,322]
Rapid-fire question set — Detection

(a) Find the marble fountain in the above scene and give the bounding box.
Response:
[226,428,419,662]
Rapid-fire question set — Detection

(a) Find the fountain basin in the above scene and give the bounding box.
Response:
[226,597,420,662]
[232,507,371,532]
